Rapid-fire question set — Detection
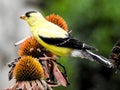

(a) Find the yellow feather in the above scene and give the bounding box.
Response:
[31,21,68,38]
[33,30,72,56]
[21,11,72,56]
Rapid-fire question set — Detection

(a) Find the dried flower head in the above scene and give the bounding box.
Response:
[7,56,53,90]
[13,56,44,81]
[109,40,120,69]
[46,14,68,32]
[7,57,69,90]
[6,80,52,90]
[18,36,54,58]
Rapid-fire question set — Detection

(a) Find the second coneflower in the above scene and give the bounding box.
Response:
[7,56,52,90]
[13,56,44,81]
[46,14,68,32]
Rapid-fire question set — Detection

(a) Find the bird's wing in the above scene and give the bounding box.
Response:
[39,35,96,50]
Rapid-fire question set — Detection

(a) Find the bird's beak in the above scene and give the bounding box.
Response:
[20,15,26,20]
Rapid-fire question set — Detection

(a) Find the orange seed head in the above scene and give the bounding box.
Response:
[18,36,54,58]
[46,14,68,32]
[13,56,44,81]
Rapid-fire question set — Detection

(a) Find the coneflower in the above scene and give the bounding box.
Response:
[13,56,44,81]
[18,36,54,58]
[7,56,52,90]
[46,14,68,32]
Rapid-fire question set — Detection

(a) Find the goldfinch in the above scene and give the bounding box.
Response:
[20,11,112,67]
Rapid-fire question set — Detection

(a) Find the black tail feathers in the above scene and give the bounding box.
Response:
[71,49,112,68]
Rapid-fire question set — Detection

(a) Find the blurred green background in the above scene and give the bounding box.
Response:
[42,0,120,90]
[34,0,120,90]
[1,0,120,90]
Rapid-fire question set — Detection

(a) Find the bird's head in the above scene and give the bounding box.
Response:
[20,11,45,26]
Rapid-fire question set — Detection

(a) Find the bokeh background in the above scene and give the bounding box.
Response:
[1,0,120,90]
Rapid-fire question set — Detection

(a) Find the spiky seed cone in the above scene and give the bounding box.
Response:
[46,14,68,32]
[18,36,54,58]
[109,40,120,68]
[13,56,44,81]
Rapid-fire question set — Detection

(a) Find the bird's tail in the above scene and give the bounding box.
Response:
[71,50,112,68]
[82,43,98,51]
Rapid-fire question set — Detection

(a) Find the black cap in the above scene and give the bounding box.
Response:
[25,11,37,17]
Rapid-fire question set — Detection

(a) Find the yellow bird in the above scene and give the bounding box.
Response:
[20,11,112,67]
